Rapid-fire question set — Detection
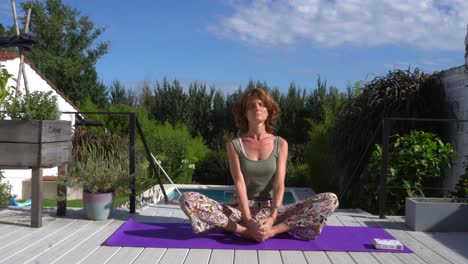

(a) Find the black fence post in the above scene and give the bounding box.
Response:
[129,113,136,214]
[379,118,390,219]
[135,118,169,203]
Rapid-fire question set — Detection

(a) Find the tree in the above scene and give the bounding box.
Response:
[109,80,127,105]
[277,83,309,144]
[19,0,109,107]
[151,78,189,125]
[186,82,215,138]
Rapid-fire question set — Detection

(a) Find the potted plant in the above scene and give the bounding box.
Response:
[405,158,468,232]
[0,88,72,168]
[67,129,130,220]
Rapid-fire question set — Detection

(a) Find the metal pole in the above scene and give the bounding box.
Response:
[379,118,390,219]
[135,118,169,203]
[129,113,136,214]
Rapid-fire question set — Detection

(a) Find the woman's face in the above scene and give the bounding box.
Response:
[245,96,269,124]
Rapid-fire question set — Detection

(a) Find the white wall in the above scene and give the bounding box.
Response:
[1,58,78,199]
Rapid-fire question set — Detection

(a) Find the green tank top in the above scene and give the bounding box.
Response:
[231,136,280,200]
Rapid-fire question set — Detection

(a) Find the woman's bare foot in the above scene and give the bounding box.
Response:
[260,223,290,241]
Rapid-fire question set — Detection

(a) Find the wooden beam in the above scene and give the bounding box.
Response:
[31,167,43,227]
[21,9,32,95]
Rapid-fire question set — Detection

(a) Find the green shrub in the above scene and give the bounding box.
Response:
[0,65,15,119]
[0,66,14,102]
[285,161,310,187]
[77,97,107,133]
[192,132,233,185]
[0,171,14,206]
[362,130,455,214]
[6,91,60,120]
[147,122,209,184]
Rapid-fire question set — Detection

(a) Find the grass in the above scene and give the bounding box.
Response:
[17,195,129,209]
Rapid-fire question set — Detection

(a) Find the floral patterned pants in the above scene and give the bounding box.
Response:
[179,191,339,240]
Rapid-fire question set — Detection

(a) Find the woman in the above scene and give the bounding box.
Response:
[180,88,339,241]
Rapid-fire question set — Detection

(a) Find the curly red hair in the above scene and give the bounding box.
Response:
[233,88,280,134]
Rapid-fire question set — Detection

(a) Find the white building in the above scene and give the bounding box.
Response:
[0,51,79,199]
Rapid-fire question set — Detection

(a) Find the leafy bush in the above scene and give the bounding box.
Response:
[6,91,60,120]
[147,122,209,184]
[0,66,14,102]
[77,97,107,133]
[285,161,310,187]
[361,130,454,214]
[0,65,15,119]
[0,170,14,206]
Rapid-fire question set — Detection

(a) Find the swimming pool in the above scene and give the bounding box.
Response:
[168,188,297,205]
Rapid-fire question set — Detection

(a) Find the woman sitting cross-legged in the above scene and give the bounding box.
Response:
[179,88,339,242]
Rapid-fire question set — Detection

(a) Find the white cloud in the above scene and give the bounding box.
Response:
[210,0,468,51]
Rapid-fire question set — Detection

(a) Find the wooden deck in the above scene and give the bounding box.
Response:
[0,205,467,264]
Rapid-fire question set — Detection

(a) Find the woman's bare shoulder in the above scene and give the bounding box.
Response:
[278,136,288,148]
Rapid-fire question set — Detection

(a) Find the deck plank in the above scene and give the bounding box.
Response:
[0,218,71,261]
[184,249,212,264]
[234,250,258,264]
[0,223,23,236]
[386,216,468,264]
[158,248,189,264]
[106,247,144,264]
[0,224,25,241]
[133,248,167,264]
[79,245,121,264]
[258,250,282,264]
[27,220,111,264]
[364,214,452,264]
[326,252,358,264]
[346,252,380,264]
[51,219,124,264]
[170,210,188,223]
[350,212,428,264]
[303,251,333,264]
[209,249,234,264]
[280,251,307,264]
[344,213,402,263]
[1,219,90,264]
[0,216,62,246]
[392,252,429,264]
[372,252,405,264]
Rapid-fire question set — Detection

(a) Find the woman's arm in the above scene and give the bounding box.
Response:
[226,141,253,222]
[271,137,288,220]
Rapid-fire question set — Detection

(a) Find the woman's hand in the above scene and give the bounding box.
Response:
[243,219,263,242]
[258,216,276,241]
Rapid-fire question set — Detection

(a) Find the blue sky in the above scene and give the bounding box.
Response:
[1,0,468,94]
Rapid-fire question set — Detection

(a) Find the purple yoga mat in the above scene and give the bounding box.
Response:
[105,219,412,252]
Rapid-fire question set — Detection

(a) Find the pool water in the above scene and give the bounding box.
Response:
[169,188,296,205]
